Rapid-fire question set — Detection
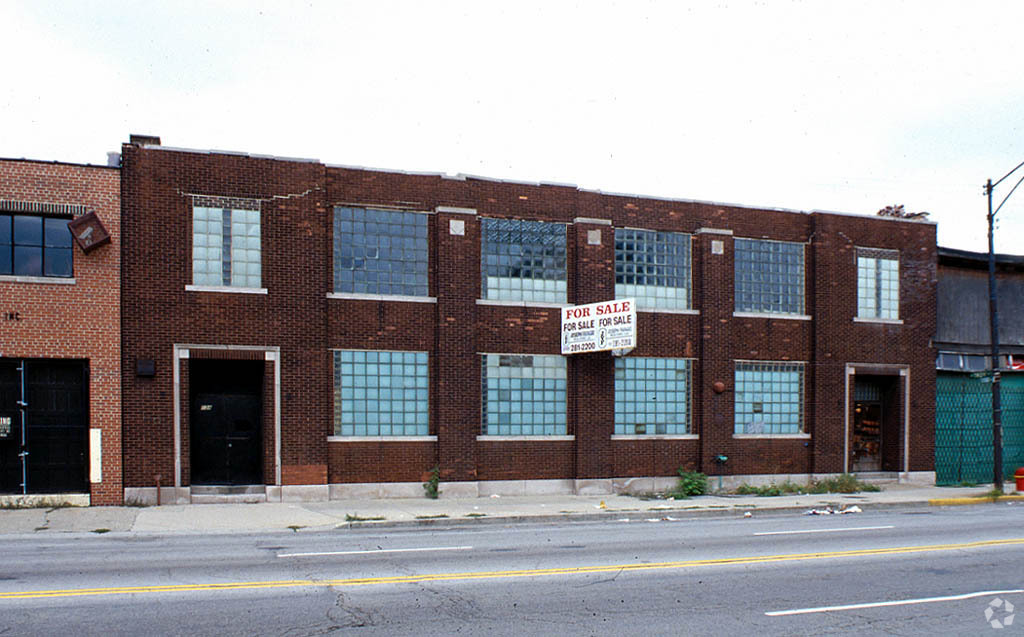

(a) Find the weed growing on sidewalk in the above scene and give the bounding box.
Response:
[345,513,385,522]
[670,470,709,498]
[423,465,441,499]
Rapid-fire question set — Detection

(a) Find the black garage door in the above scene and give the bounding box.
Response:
[0,359,88,494]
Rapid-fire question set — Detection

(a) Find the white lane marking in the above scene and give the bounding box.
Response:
[278,546,473,558]
[766,589,1024,616]
[754,525,895,536]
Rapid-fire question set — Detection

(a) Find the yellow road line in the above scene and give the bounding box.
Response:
[4,537,1024,601]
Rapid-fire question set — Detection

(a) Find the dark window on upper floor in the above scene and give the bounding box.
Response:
[0,214,73,278]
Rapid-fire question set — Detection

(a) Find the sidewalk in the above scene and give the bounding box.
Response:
[1,484,1021,536]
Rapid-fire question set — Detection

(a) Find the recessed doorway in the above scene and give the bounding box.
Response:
[189,359,263,486]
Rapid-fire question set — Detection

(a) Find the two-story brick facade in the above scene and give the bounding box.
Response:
[0,158,122,505]
[119,138,937,503]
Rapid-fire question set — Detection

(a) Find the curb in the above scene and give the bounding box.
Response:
[929,494,1024,506]
[334,500,937,530]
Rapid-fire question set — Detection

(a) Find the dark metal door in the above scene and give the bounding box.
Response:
[0,359,88,494]
[191,393,262,485]
[0,361,22,493]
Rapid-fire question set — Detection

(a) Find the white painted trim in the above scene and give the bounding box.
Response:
[173,344,282,489]
[732,433,811,439]
[844,362,911,474]
[611,435,699,440]
[854,317,904,325]
[327,435,437,442]
[185,284,268,295]
[0,275,75,285]
[573,217,612,225]
[476,435,575,441]
[476,299,566,309]
[173,345,182,488]
[696,227,734,235]
[435,206,477,215]
[733,312,812,321]
[327,292,437,303]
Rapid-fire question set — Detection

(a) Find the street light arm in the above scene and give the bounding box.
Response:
[992,159,1024,189]
[993,171,1024,218]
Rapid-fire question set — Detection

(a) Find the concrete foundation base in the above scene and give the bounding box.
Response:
[0,493,90,508]
[121,471,941,504]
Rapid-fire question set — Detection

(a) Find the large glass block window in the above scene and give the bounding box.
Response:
[615,229,691,310]
[734,238,805,314]
[333,207,428,296]
[192,206,261,288]
[333,350,429,436]
[857,248,899,320]
[481,218,566,303]
[614,358,692,435]
[481,354,567,435]
[0,214,72,277]
[734,361,805,434]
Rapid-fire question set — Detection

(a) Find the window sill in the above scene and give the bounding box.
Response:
[327,292,437,303]
[327,435,437,442]
[185,284,268,295]
[476,299,565,309]
[611,434,698,440]
[732,433,811,439]
[853,317,903,325]
[637,307,699,315]
[733,312,811,321]
[476,435,574,441]
[0,275,75,285]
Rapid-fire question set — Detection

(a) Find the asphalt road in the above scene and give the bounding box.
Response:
[1,506,1023,635]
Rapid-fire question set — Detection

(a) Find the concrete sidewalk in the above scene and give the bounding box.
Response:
[2,483,1022,536]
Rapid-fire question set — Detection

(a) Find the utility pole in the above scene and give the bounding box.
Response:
[985,178,1003,488]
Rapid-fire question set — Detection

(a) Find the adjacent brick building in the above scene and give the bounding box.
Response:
[0,158,122,505]
[120,137,937,503]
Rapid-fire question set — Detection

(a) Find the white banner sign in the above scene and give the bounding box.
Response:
[561,299,636,354]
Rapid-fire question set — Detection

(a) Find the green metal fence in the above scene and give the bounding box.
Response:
[935,373,1024,485]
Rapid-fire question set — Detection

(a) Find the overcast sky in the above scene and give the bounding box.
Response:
[2,1,1023,253]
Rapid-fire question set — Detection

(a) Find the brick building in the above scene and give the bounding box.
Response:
[120,137,937,503]
[0,158,122,505]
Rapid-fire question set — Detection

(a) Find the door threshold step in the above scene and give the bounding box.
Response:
[190,485,267,503]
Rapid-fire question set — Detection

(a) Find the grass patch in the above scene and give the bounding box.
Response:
[287,525,305,532]
[809,474,881,494]
[464,513,487,518]
[415,514,449,520]
[733,474,881,497]
[977,488,1006,500]
[345,513,386,522]
[92,528,111,534]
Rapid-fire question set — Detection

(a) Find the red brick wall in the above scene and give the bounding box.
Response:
[0,159,122,504]
[121,143,938,490]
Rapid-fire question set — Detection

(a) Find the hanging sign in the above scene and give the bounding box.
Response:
[561,299,636,354]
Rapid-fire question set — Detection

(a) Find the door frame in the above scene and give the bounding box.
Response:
[173,344,280,490]
[843,363,910,474]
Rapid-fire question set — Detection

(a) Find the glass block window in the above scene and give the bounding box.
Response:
[734,361,805,434]
[614,358,692,435]
[333,350,429,436]
[734,238,805,314]
[615,229,691,310]
[481,354,567,435]
[481,218,566,303]
[0,214,72,277]
[857,248,899,320]
[333,207,429,296]
[192,206,261,288]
